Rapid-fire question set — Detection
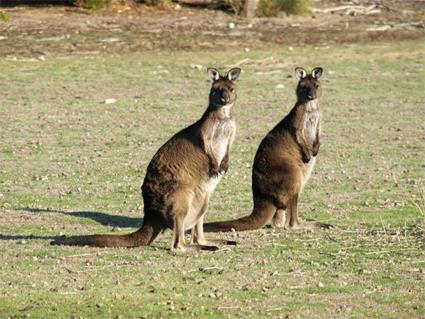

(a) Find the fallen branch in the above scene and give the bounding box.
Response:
[314,4,381,16]
[64,253,100,259]
[313,5,356,14]
[367,25,391,32]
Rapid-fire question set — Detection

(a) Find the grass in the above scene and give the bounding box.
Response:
[0,40,424,318]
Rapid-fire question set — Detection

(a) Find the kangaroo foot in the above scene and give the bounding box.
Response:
[272,209,286,229]
[272,216,286,229]
[203,238,237,246]
[172,244,220,253]
[284,219,333,231]
[200,244,221,251]
[194,238,237,247]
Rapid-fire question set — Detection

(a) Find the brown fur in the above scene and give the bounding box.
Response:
[204,67,330,232]
[52,67,241,251]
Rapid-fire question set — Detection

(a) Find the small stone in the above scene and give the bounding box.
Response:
[190,64,203,70]
[104,98,117,105]
[228,22,235,29]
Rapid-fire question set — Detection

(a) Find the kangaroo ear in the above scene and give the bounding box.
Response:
[295,67,307,80]
[311,67,323,79]
[207,68,220,82]
[227,68,241,81]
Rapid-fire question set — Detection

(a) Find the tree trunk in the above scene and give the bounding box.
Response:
[244,0,259,18]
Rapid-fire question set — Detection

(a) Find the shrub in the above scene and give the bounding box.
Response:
[0,11,9,23]
[74,0,111,10]
[257,0,311,17]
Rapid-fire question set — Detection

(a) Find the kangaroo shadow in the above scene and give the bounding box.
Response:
[23,207,143,228]
[0,234,62,241]
[0,208,143,242]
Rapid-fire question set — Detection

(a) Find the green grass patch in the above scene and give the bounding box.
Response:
[0,40,424,318]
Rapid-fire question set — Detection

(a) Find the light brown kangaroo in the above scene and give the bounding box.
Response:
[52,67,241,252]
[204,67,331,232]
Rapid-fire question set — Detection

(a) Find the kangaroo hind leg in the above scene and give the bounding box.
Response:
[284,194,332,230]
[272,209,286,229]
[191,197,236,248]
[171,196,220,253]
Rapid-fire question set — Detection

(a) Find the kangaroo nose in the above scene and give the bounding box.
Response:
[307,88,315,100]
[221,91,229,103]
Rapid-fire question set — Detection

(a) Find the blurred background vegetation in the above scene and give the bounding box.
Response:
[0,0,311,16]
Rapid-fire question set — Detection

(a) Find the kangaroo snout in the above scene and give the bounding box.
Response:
[220,91,230,103]
[307,87,315,100]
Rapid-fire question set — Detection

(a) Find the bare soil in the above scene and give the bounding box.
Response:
[0,0,424,58]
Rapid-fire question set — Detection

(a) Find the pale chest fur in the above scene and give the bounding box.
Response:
[202,119,233,193]
[300,101,320,191]
[204,107,236,194]
[211,119,235,165]
[301,101,320,147]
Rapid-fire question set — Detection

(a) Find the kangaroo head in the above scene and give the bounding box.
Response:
[295,67,323,103]
[207,67,241,108]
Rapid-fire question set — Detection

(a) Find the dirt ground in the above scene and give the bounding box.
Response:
[0,0,424,58]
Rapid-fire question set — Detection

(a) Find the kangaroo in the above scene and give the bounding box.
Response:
[204,67,330,232]
[52,67,241,252]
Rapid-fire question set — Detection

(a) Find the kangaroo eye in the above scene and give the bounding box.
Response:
[314,83,319,88]
[229,87,234,92]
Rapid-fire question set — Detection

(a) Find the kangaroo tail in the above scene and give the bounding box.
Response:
[203,199,276,232]
[51,222,162,248]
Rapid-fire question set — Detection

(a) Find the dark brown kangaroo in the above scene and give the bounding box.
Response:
[52,67,242,252]
[204,67,330,232]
